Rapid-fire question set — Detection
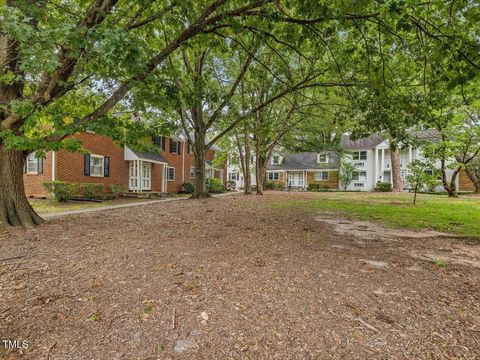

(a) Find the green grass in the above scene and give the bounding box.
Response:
[271,192,480,238]
[30,198,151,214]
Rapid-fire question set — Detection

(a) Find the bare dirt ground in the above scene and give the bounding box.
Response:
[1,192,479,359]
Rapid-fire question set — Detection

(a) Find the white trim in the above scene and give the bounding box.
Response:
[89,154,104,177]
[26,152,38,174]
[124,146,167,165]
[51,151,56,181]
[181,141,185,183]
[317,153,328,164]
[314,171,329,181]
[166,166,176,181]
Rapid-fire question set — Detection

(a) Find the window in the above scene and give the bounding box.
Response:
[152,136,164,149]
[424,170,433,175]
[188,142,194,154]
[354,182,365,187]
[190,166,195,178]
[317,154,328,163]
[90,155,104,177]
[170,139,181,155]
[352,171,367,181]
[229,172,239,181]
[314,171,329,181]
[26,153,39,174]
[272,154,280,165]
[268,172,279,181]
[352,151,367,160]
[166,166,175,181]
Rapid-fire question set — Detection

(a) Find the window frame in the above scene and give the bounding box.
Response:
[352,151,367,161]
[314,171,329,181]
[170,140,180,154]
[90,154,104,177]
[166,166,176,181]
[272,154,280,165]
[152,136,164,149]
[26,153,39,174]
[352,171,367,181]
[317,154,328,164]
[268,172,279,181]
[190,166,195,179]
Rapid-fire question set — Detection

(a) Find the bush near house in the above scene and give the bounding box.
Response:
[375,182,393,192]
[206,178,226,193]
[265,181,275,190]
[227,180,236,191]
[307,183,321,191]
[182,182,195,194]
[43,181,125,201]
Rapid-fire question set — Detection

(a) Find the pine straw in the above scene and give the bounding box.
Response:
[0,192,479,359]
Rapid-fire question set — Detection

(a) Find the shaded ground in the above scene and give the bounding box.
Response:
[1,192,479,359]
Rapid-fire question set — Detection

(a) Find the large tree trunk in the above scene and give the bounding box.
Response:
[191,130,210,199]
[0,145,44,228]
[256,155,267,195]
[390,145,402,192]
[465,167,480,193]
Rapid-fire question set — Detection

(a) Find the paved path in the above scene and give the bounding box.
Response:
[42,191,240,219]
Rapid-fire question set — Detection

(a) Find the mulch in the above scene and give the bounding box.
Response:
[0,192,479,359]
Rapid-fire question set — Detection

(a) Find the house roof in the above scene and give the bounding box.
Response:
[125,146,168,164]
[341,134,385,150]
[267,151,340,171]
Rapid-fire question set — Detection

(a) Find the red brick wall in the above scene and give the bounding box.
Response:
[459,169,475,192]
[23,132,225,197]
[56,132,130,189]
[23,152,53,197]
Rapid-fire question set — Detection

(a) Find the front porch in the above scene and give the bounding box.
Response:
[125,146,168,193]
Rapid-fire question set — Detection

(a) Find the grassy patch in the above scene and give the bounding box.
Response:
[271,192,480,237]
[30,198,151,214]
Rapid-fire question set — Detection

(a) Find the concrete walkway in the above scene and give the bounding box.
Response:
[42,191,240,219]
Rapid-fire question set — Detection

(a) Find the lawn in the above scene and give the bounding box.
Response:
[270,191,480,237]
[30,197,152,214]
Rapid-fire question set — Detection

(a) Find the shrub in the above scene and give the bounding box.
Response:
[182,181,194,193]
[43,181,77,201]
[376,182,392,192]
[307,183,321,191]
[227,180,236,191]
[206,178,225,193]
[78,183,106,199]
[273,182,284,190]
[108,184,126,198]
[265,181,275,190]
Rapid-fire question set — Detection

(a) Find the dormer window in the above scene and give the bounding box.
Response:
[317,153,328,164]
[272,154,281,165]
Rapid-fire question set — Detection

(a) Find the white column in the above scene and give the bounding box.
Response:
[374,148,378,183]
[408,146,412,164]
[139,160,143,192]
[51,151,56,181]
[380,149,384,181]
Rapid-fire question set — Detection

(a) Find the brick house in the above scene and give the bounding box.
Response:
[23,132,227,197]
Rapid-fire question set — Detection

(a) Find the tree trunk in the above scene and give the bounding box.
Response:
[390,145,402,192]
[465,167,480,193]
[0,145,44,228]
[256,155,267,195]
[413,184,418,205]
[191,131,210,199]
[440,164,460,198]
[243,130,252,195]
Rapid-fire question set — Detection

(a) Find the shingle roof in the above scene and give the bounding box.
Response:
[267,151,340,170]
[130,149,168,164]
[341,134,385,150]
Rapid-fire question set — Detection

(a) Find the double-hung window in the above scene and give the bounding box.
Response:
[352,171,367,181]
[317,154,328,164]
[190,166,195,178]
[90,155,104,177]
[170,140,181,155]
[315,171,329,181]
[268,172,279,181]
[26,153,39,174]
[352,151,367,161]
[166,166,175,181]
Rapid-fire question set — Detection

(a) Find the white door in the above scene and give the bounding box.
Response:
[142,163,151,190]
[129,161,138,191]
[288,172,304,187]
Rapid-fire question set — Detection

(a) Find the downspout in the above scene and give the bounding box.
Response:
[182,141,185,184]
[51,151,56,181]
